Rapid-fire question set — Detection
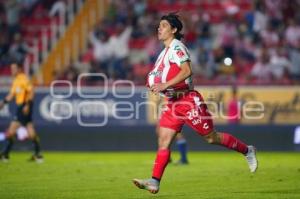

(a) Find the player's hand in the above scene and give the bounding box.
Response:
[23,105,30,115]
[150,83,168,94]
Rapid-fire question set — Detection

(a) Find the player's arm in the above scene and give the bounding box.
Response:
[27,85,34,102]
[150,61,192,94]
[22,85,34,115]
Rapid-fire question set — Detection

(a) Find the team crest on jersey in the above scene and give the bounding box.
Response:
[176,50,185,58]
[174,45,185,58]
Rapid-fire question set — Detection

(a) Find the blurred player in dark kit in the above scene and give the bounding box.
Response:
[0,62,43,163]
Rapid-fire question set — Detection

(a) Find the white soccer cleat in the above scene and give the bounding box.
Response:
[245,145,258,173]
[29,154,44,164]
[132,178,159,194]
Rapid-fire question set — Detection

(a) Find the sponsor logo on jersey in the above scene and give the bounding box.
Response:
[203,123,209,129]
[16,87,21,93]
[148,71,162,77]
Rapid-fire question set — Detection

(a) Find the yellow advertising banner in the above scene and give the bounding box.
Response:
[147,86,300,125]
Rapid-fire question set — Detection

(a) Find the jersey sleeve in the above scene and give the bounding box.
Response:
[24,78,33,97]
[25,80,33,92]
[171,44,190,66]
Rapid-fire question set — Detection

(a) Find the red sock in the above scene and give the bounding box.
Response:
[220,133,248,154]
[152,149,170,180]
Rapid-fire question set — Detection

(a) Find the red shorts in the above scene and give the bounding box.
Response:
[159,90,214,136]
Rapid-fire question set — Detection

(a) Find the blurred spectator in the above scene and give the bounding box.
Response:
[259,21,280,48]
[8,33,32,63]
[253,1,268,34]
[89,29,113,77]
[269,47,291,80]
[264,0,283,28]
[250,48,272,82]
[73,46,93,75]
[288,42,300,82]
[285,18,300,48]
[133,0,146,17]
[217,16,238,58]
[4,0,21,35]
[234,35,256,62]
[58,0,300,85]
[2,0,300,86]
[196,13,212,50]
[109,23,132,79]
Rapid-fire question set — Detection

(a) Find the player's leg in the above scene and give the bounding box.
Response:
[133,103,183,194]
[0,127,26,141]
[133,127,177,194]
[203,131,257,172]
[175,133,188,164]
[203,130,248,153]
[153,127,177,180]
[0,121,20,161]
[186,115,258,172]
[155,123,178,164]
[26,122,43,162]
[186,113,258,172]
[183,91,257,172]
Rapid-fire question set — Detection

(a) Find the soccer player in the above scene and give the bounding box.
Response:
[0,62,43,163]
[132,13,258,194]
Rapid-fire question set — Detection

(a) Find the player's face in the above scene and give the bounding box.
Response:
[10,64,19,77]
[158,20,176,41]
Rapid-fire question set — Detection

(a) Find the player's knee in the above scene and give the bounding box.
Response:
[6,130,16,138]
[158,137,172,149]
[5,132,14,139]
[158,140,170,149]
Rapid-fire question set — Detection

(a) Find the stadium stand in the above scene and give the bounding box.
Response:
[0,0,300,86]
[80,0,300,85]
[0,0,82,85]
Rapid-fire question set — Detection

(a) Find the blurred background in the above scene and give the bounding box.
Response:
[0,0,299,151]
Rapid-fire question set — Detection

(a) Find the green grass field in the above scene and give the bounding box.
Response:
[0,152,300,199]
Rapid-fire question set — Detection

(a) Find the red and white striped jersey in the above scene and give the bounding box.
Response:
[147,39,193,96]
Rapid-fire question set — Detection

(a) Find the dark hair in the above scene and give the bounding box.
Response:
[161,12,184,40]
